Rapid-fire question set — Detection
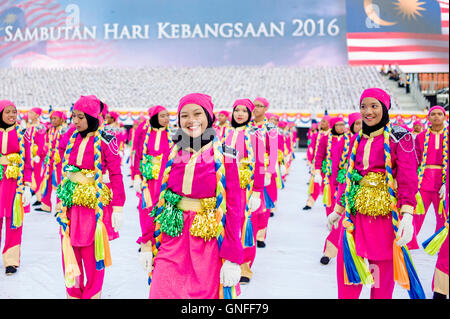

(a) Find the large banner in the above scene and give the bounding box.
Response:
[0,0,448,72]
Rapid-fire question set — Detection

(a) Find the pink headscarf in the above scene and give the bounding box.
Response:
[148,105,167,119]
[0,100,16,113]
[268,113,280,121]
[73,96,101,120]
[30,107,43,116]
[360,88,391,110]
[254,97,269,108]
[218,110,230,117]
[413,120,423,127]
[178,93,214,121]
[108,111,119,121]
[278,121,287,128]
[50,110,64,119]
[321,115,331,123]
[311,123,318,130]
[348,112,362,128]
[428,105,446,117]
[329,117,345,128]
[233,99,255,112]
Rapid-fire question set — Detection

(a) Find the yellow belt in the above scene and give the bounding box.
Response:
[67,171,95,185]
[425,165,443,170]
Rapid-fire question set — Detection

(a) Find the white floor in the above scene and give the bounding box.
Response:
[0,150,439,299]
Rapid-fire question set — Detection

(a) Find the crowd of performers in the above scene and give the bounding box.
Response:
[305,88,449,299]
[0,87,448,300]
[0,94,298,299]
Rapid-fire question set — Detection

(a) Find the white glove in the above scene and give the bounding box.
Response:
[314,171,322,185]
[111,208,123,232]
[327,211,342,231]
[22,186,31,207]
[248,192,261,212]
[396,213,414,247]
[139,251,153,273]
[220,260,241,287]
[32,155,40,163]
[439,184,446,200]
[133,176,142,193]
[264,173,272,186]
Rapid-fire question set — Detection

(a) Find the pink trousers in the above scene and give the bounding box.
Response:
[0,217,22,267]
[414,189,446,236]
[62,241,105,299]
[336,226,395,299]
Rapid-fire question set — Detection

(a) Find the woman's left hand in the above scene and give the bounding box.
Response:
[220,260,241,287]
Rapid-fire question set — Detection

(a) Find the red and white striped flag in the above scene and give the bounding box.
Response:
[1,0,116,67]
[346,0,449,73]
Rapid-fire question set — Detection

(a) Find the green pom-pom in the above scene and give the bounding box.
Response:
[0,165,4,181]
[337,169,347,184]
[153,189,184,237]
[56,179,77,208]
[140,155,155,180]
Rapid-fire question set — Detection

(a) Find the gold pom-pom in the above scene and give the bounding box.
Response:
[354,172,393,217]
[190,197,218,241]
[71,183,112,209]
[238,157,252,189]
[5,153,22,179]
[32,145,38,157]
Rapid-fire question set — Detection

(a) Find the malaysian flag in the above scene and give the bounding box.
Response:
[0,0,116,67]
[346,0,449,73]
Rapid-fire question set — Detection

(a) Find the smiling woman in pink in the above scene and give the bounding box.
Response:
[148,93,243,299]
[132,105,172,267]
[0,100,32,276]
[223,98,265,285]
[55,96,125,299]
[330,88,422,299]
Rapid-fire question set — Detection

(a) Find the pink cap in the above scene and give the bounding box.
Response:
[108,111,119,121]
[428,105,446,117]
[0,100,16,113]
[254,97,269,108]
[30,107,43,116]
[50,110,64,119]
[348,112,362,128]
[413,120,423,127]
[268,113,280,121]
[233,99,255,112]
[311,123,318,130]
[178,93,214,120]
[360,88,391,110]
[73,95,101,120]
[218,110,230,117]
[329,117,345,128]
[321,115,331,123]
[278,121,287,128]
[148,105,167,119]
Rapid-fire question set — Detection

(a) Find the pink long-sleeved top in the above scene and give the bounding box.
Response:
[58,131,126,209]
[307,131,319,164]
[415,127,447,192]
[0,125,32,218]
[251,120,278,175]
[336,126,418,214]
[132,122,171,179]
[223,126,265,192]
[165,143,244,265]
[315,134,346,186]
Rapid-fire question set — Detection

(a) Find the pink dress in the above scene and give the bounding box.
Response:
[223,126,265,268]
[132,122,172,246]
[149,143,244,299]
[336,126,418,299]
[0,125,32,268]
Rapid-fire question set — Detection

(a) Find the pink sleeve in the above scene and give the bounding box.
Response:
[307,133,317,163]
[314,135,327,170]
[132,125,146,178]
[36,129,47,159]
[267,128,278,174]
[220,153,244,264]
[251,131,265,192]
[103,139,126,207]
[392,134,418,209]
[414,131,424,167]
[23,130,32,183]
